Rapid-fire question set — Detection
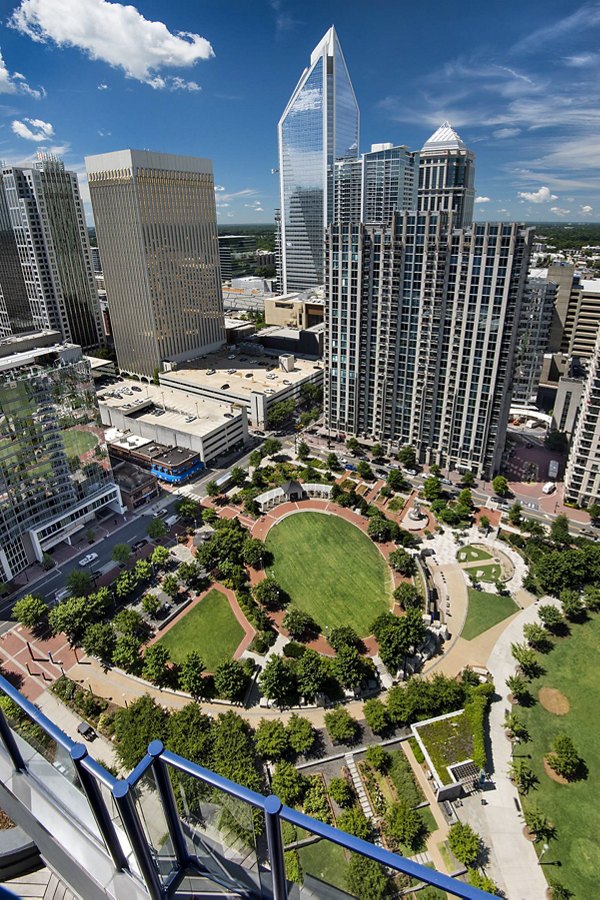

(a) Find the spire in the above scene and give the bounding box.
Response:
[422,121,467,151]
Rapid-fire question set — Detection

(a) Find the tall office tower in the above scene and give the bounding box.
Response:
[0,180,32,338]
[335,144,418,224]
[86,149,225,379]
[0,331,122,583]
[564,327,600,506]
[418,122,475,227]
[1,156,104,350]
[278,26,359,293]
[325,214,533,477]
[512,276,557,404]
[218,234,257,280]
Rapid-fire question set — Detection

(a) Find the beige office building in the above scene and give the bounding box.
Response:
[86,149,225,379]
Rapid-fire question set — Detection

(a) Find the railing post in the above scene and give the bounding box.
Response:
[0,706,25,772]
[70,744,128,871]
[147,740,189,868]
[264,795,288,900]
[112,780,164,900]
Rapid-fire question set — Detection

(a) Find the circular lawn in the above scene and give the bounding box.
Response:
[265,511,392,637]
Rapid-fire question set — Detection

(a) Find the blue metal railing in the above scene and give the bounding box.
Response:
[0,673,491,899]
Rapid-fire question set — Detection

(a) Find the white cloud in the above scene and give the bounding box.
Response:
[254,207,265,213]
[97,129,111,137]
[0,46,44,98]
[11,117,55,141]
[513,4,600,53]
[214,185,225,192]
[562,53,599,67]
[493,127,520,139]
[97,82,108,90]
[517,186,558,203]
[580,205,593,214]
[9,0,214,89]
[167,76,200,92]
[475,196,491,204]
[550,206,571,216]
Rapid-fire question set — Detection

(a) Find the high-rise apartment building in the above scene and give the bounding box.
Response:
[0,331,122,583]
[1,156,103,350]
[335,143,418,224]
[418,122,475,227]
[86,149,225,379]
[512,276,557,404]
[564,326,600,506]
[0,180,32,338]
[278,27,359,293]
[325,214,533,477]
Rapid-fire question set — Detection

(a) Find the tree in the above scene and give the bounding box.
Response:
[296,649,329,701]
[283,607,319,640]
[176,561,205,591]
[448,822,481,867]
[337,806,372,840]
[175,497,202,522]
[397,445,417,468]
[113,695,170,768]
[253,576,283,610]
[356,460,374,480]
[479,514,490,533]
[229,466,247,487]
[82,622,116,664]
[147,516,167,540]
[503,711,529,742]
[393,582,422,611]
[584,584,600,611]
[523,804,555,842]
[260,655,297,707]
[329,625,361,652]
[179,651,206,701]
[151,545,170,569]
[328,776,353,808]
[511,642,541,678]
[587,502,600,523]
[254,718,289,760]
[210,711,261,791]
[506,673,529,703]
[263,437,282,457]
[560,588,584,621]
[492,475,509,497]
[547,878,574,900]
[368,515,395,542]
[243,538,268,569]
[267,399,295,428]
[346,856,390,900]
[271,761,307,806]
[334,645,366,691]
[326,452,339,470]
[422,476,442,501]
[461,470,475,487]
[509,759,538,794]
[134,559,152,583]
[285,714,316,756]
[550,514,571,547]
[387,468,408,492]
[112,543,131,565]
[13,594,47,629]
[546,734,582,780]
[324,706,358,744]
[467,870,500,895]
[214,660,248,701]
[114,570,137,601]
[113,608,146,639]
[365,745,391,772]
[111,634,143,674]
[508,502,523,526]
[48,595,93,644]
[538,604,564,633]
[66,569,92,596]
[386,800,426,851]
[162,574,181,601]
[249,449,263,468]
[371,442,384,459]
[363,698,389,734]
[523,622,550,652]
[205,479,220,497]
[296,441,310,461]
[388,548,417,576]
[346,437,360,453]
[142,644,171,687]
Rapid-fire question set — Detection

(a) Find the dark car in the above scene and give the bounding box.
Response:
[132,538,148,551]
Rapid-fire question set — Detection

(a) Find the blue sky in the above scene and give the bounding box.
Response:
[0,0,598,224]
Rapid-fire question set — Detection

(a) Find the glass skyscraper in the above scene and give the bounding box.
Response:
[278,27,359,293]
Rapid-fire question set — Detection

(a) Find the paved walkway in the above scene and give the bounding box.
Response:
[4,866,79,900]
[34,691,119,770]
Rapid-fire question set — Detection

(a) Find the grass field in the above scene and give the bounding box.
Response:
[298,839,348,890]
[266,512,392,636]
[156,589,244,672]
[520,614,600,898]
[457,545,492,563]
[462,588,518,640]
[470,563,502,582]
[62,429,98,457]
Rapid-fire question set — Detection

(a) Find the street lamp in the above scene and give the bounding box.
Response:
[538,843,550,865]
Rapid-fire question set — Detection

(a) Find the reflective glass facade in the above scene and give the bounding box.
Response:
[278,28,359,292]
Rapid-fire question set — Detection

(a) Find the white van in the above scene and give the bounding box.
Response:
[54,588,69,603]
[542,482,556,494]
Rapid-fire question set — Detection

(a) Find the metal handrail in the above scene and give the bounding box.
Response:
[0,673,493,899]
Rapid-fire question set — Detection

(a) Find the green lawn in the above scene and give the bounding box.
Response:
[470,562,502,583]
[462,588,518,640]
[298,839,349,891]
[156,588,244,672]
[62,429,98,457]
[266,512,392,636]
[457,545,492,563]
[520,614,600,899]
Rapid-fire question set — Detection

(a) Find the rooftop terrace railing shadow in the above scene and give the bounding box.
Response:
[0,672,494,899]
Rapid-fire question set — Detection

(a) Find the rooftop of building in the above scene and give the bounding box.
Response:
[160,349,323,400]
[98,378,244,436]
[0,332,81,371]
[107,432,198,466]
[580,278,600,293]
[111,460,157,489]
[85,148,213,176]
[422,120,468,152]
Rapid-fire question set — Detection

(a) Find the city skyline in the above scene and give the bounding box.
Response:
[0,0,597,224]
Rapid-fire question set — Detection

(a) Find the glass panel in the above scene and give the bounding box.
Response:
[98,779,140,878]
[171,768,265,896]
[131,769,177,885]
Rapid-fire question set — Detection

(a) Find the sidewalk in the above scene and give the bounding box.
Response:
[35,690,119,771]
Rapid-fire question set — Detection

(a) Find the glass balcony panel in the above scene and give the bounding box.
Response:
[131,769,177,885]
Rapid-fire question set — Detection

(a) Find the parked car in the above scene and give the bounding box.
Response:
[132,539,148,552]
[79,552,99,567]
[542,482,556,494]
[404,468,417,476]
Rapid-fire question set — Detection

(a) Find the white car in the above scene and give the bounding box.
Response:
[79,552,99,567]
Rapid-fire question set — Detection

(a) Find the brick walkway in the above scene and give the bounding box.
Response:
[0,627,78,701]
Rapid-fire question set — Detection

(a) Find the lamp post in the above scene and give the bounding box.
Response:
[538,842,550,865]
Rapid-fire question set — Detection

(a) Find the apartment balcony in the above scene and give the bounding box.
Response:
[0,675,490,899]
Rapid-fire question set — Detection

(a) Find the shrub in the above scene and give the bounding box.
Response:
[324,707,358,744]
[328,776,354,808]
[254,719,289,760]
[448,822,481,867]
[303,775,331,823]
[545,734,582,781]
[365,745,391,772]
[285,714,316,757]
[363,698,390,735]
[337,806,371,840]
[385,800,427,851]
